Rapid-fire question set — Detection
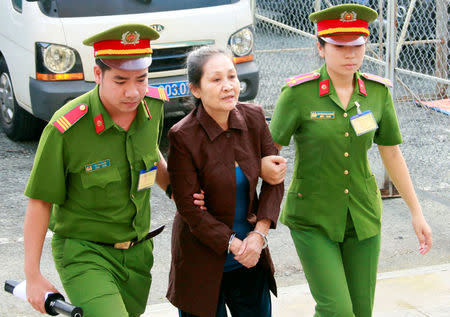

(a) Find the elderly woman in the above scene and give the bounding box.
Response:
[166,46,284,317]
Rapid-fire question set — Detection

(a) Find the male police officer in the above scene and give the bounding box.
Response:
[24,24,173,317]
[23,22,287,317]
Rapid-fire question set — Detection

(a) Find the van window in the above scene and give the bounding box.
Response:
[38,0,240,18]
[12,0,22,12]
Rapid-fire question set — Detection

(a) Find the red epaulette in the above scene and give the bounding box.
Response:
[286,72,320,87]
[146,86,169,101]
[360,73,393,87]
[53,104,88,133]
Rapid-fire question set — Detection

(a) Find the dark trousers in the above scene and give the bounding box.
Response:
[179,264,272,317]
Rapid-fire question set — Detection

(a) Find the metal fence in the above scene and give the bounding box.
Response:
[252,0,449,199]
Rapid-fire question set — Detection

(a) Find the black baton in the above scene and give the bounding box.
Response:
[4,280,83,317]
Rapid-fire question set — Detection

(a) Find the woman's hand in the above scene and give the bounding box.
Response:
[229,236,243,255]
[378,145,433,255]
[412,214,433,255]
[233,232,265,268]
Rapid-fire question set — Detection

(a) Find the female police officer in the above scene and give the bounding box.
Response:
[269,4,432,316]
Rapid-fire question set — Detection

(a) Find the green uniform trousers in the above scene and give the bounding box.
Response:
[290,214,380,317]
[51,234,154,317]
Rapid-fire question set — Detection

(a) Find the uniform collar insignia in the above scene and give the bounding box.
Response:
[358,78,367,96]
[319,79,330,96]
[143,100,152,119]
[94,113,105,134]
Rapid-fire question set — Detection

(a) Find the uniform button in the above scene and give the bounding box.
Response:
[343,113,348,118]
[226,132,231,138]
[131,194,135,199]
[344,189,349,194]
[344,170,349,175]
[130,164,133,170]
[344,152,349,157]
[344,132,349,137]
[297,193,303,197]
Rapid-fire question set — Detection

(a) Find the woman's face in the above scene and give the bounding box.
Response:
[190,54,240,116]
[317,41,366,78]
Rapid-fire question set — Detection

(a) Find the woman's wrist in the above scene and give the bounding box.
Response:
[227,233,236,254]
[247,230,268,249]
[254,218,271,235]
[411,211,425,221]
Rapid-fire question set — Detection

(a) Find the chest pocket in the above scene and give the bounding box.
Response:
[134,154,159,173]
[81,166,121,189]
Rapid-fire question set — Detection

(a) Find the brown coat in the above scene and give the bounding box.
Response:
[166,102,284,317]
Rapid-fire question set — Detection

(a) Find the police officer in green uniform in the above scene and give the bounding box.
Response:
[269,4,433,316]
[23,24,179,317]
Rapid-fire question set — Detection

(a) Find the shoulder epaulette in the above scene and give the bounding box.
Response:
[53,104,88,133]
[360,72,393,87]
[146,86,169,101]
[286,72,320,87]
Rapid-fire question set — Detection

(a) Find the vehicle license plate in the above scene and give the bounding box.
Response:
[149,81,190,98]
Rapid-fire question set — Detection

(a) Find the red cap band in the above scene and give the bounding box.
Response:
[93,39,152,57]
[317,18,369,37]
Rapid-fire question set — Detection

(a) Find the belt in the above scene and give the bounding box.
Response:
[93,225,165,250]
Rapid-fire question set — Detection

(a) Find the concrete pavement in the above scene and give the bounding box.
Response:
[142,264,450,316]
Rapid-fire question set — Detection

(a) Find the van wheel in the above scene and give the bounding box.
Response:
[0,57,45,141]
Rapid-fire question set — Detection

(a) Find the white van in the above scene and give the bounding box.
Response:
[0,0,258,140]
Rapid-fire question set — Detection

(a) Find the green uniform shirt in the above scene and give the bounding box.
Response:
[270,64,402,242]
[25,86,164,243]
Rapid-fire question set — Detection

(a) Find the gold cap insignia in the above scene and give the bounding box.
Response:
[340,11,357,22]
[121,31,140,45]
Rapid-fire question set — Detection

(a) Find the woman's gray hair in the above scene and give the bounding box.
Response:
[186,45,235,107]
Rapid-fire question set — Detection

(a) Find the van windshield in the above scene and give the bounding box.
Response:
[38,0,239,17]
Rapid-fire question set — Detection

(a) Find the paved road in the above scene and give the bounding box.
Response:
[1,117,449,316]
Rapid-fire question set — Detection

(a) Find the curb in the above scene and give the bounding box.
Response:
[143,264,450,316]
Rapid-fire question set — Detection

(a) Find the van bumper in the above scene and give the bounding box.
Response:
[29,61,259,121]
[236,61,259,101]
[29,78,95,121]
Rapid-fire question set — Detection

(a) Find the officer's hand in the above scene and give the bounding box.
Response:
[412,214,433,255]
[27,274,59,314]
[193,189,207,211]
[260,155,287,185]
[234,233,264,268]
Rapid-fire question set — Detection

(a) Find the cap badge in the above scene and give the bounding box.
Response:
[340,11,357,22]
[121,31,140,45]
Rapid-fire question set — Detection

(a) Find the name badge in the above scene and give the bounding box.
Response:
[85,159,110,172]
[350,110,378,136]
[311,111,335,119]
[137,164,157,191]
